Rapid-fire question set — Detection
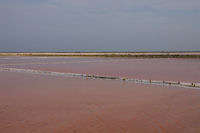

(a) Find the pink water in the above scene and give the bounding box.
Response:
[0,71,200,133]
[1,57,199,83]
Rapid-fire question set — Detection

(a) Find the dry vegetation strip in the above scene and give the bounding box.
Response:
[0,52,200,58]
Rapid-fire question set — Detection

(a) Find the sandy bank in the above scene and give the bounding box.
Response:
[0,52,200,58]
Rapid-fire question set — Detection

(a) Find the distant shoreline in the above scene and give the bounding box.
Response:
[0,52,200,58]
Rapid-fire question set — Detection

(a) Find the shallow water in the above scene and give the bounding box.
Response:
[1,57,199,83]
[0,56,104,65]
[0,71,200,133]
[1,57,200,132]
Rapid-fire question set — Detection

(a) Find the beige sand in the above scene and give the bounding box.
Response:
[0,52,200,60]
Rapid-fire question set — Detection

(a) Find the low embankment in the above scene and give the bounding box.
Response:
[0,52,200,58]
[0,67,199,89]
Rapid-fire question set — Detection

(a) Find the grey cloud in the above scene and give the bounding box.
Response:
[0,0,200,52]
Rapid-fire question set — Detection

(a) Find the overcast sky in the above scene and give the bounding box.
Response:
[0,0,200,52]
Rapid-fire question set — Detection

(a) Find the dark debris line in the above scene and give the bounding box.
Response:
[0,67,199,89]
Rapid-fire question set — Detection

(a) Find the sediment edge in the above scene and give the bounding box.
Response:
[0,52,200,58]
[0,67,199,89]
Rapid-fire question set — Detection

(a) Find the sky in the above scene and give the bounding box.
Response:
[0,0,200,52]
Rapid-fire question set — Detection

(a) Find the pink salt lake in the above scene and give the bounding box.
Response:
[0,57,200,133]
[1,57,199,83]
[0,71,200,133]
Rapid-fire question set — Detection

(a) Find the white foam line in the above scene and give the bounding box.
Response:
[0,59,135,66]
[0,57,51,60]
[0,67,199,90]
[0,56,93,60]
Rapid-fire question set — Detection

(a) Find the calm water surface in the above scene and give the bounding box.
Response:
[0,71,200,133]
[1,57,199,83]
